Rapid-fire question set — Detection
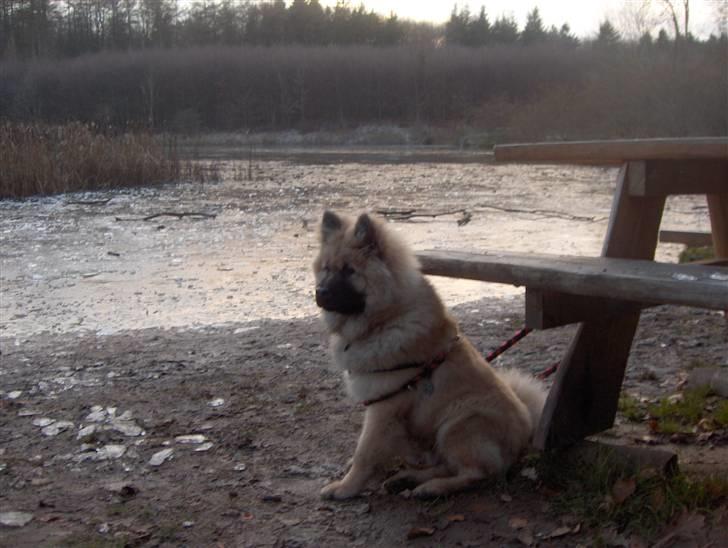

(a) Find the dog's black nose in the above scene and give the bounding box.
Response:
[315,286,329,307]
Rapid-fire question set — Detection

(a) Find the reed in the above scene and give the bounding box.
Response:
[0,123,213,199]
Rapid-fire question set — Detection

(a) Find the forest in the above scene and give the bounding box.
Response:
[1,1,726,140]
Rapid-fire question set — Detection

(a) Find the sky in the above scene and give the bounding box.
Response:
[319,0,724,39]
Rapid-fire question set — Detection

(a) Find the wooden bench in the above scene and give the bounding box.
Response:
[422,138,728,450]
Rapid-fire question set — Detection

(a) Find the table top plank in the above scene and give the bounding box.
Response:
[494,138,728,165]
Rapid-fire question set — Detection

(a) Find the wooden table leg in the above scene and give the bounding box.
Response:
[708,193,728,258]
[534,162,666,449]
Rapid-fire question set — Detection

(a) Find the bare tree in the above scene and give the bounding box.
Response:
[713,0,727,35]
[613,0,662,40]
[660,0,690,38]
[613,0,691,41]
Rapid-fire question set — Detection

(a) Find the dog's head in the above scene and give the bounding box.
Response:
[313,211,420,327]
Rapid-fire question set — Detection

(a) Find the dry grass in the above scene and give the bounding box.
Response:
[0,123,215,199]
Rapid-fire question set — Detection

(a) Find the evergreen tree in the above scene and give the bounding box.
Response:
[558,23,578,47]
[656,28,671,48]
[445,4,470,45]
[595,19,620,47]
[521,7,545,45]
[490,15,518,44]
[467,6,490,46]
[639,31,653,49]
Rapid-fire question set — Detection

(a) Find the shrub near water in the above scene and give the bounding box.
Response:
[0,123,202,199]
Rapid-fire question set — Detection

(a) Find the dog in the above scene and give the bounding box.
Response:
[313,210,547,499]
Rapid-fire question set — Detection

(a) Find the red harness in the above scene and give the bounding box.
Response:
[361,337,459,407]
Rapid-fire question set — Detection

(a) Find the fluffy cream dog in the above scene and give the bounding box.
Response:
[313,211,546,499]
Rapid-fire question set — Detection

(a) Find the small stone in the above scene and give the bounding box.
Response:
[17,410,39,417]
[0,512,33,527]
[520,467,538,481]
[182,521,194,528]
[41,421,74,437]
[100,445,127,459]
[149,448,174,467]
[116,410,134,421]
[175,434,207,444]
[7,391,22,399]
[194,442,214,452]
[208,398,225,408]
[77,425,98,441]
[98,522,110,534]
[233,463,247,471]
[85,407,107,422]
[109,420,143,437]
[32,417,55,428]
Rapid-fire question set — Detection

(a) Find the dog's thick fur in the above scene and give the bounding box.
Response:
[313,211,547,499]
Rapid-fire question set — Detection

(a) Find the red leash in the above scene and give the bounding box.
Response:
[485,326,559,380]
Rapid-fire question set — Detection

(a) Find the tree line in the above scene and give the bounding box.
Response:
[2,39,724,140]
[3,1,724,60]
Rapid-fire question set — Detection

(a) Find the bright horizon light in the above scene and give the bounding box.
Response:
[317,0,722,39]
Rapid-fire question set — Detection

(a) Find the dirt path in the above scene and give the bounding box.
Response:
[1,152,726,546]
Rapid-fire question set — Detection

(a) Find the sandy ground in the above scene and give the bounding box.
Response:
[1,151,726,546]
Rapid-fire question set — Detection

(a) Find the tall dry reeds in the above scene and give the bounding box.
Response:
[0,123,211,199]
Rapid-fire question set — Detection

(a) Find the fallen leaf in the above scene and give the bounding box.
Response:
[406,527,435,540]
[446,514,465,523]
[545,526,573,539]
[612,477,637,505]
[517,530,534,546]
[508,516,529,530]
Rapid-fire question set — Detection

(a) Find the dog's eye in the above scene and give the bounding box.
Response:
[341,264,355,277]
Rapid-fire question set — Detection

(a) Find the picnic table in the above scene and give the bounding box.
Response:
[417,137,728,450]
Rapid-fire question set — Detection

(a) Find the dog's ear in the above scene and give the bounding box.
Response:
[353,213,379,252]
[320,210,343,242]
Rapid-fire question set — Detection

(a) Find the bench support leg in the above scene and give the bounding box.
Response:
[707,193,728,259]
[534,162,666,449]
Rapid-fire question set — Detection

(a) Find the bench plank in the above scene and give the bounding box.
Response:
[417,250,728,310]
[628,160,727,196]
[659,230,713,247]
[494,138,728,165]
[525,289,646,330]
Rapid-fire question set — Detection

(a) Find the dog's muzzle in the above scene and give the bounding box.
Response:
[315,279,365,315]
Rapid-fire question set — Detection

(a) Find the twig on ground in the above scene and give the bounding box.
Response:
[65,198,112,206]
[474,203,605,222]
[375,208,468,220]
[115,212,217,222]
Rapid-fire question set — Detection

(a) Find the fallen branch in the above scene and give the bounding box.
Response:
[65,198,112,206]
[115,211,217,222]
[474,202,604,223]
[375,208,472,226]
[375,208,467,220]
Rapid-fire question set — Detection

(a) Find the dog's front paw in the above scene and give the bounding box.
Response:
[411,484,442,499]
[320,479,361,500]
[383,474,419,494]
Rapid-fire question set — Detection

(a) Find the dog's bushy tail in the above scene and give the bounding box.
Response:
[499,369,548,432]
